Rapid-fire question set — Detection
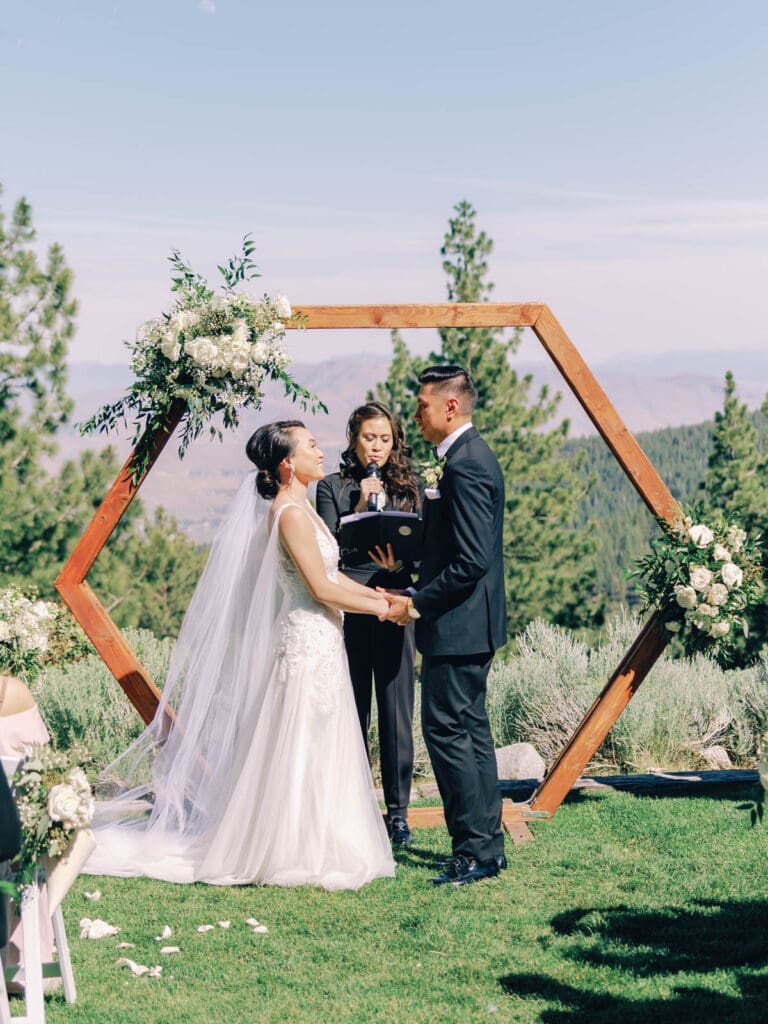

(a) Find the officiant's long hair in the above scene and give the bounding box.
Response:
[340,401,421,510]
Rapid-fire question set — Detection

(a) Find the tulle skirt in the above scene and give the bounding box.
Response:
[85,619,395,891]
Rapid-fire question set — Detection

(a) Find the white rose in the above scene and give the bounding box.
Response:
[688,524,714,548]
[713,544,731,562]
[706,583,729,606]
[160,330,181,362]
[271,320,285,335]
[47,784,82,826]
[185,337,218,369]
[709,619,731,638]
[274,294,292,319]
[674,585,698,609]
[720,562,744,589]
[689,566,713,592]
[664,620,682,633]
[698,602,717,617]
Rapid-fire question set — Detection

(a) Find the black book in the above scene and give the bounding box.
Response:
[337,511,423,568]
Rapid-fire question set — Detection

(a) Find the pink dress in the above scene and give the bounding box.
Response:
[0,705,50,760]
[0,706,55,992]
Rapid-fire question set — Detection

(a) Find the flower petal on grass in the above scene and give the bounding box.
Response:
[196,924,215,933]
[217,921,230,929]
[160,946,180,955]
[80,917,121,939]
[83,890,101,901]
[252,925,269,935]
[245,918,260,927]
[116,942,136,949]
[154,925,173,940]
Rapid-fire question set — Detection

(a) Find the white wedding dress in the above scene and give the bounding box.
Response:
[85,475,395,890]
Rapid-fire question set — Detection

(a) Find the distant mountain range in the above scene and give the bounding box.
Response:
[60,352,768,542]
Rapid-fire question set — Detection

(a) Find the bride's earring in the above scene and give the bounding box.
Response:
[281,460,295,486]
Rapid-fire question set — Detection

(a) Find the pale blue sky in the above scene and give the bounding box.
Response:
[3,0,768,366]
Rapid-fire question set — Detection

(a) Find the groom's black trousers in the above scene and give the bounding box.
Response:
[421,652,503,863]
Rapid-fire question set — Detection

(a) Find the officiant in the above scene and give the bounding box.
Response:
[316,401,423,846]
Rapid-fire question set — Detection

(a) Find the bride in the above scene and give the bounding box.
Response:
[85,420,395,890]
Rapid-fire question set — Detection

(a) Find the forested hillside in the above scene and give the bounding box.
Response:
[570,411,768,612]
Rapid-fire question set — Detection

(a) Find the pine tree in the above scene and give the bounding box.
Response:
[0,187,205,638]
[701,371,768,661]
[373,200,602,638]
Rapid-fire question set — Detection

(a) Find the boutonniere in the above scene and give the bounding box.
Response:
[421,452,445,490]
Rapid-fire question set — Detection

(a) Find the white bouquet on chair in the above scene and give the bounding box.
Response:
[9,745,95,904]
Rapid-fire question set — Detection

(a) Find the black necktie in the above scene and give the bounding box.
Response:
[432,446,440,459]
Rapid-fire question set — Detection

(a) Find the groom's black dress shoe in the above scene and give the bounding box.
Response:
[430,854,501,886]
[388,816,412,846]
[436,852,507,871]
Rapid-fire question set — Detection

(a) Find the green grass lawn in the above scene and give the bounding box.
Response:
[24,790,768,1024]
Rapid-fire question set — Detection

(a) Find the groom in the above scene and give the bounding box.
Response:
[384,365,507,886]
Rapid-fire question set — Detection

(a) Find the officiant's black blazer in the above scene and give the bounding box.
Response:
[413,427,507,656]
[316,471,421,588]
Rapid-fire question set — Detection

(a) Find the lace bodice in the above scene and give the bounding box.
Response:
[273,503,345,714]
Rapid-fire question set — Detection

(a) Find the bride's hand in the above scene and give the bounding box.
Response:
[375,596,391,621]
[369,543,403,572]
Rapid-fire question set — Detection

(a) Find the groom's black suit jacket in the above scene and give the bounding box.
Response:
[412,426,507,656]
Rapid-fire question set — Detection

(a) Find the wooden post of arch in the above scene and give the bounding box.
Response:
[56,303,681,832]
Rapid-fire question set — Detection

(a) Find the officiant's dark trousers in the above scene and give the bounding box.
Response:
[421,652,504,862]
[343,614,415,819]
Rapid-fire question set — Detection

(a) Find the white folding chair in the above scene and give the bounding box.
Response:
[1,755,77,1024]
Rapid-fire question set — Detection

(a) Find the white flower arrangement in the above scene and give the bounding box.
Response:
[631,505,764,661]
[0,586,58,681]
[10,744,95,887]
[421,452,445,490]
[81,237,325,481]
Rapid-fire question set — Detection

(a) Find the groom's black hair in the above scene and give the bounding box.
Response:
[418,364,478,411]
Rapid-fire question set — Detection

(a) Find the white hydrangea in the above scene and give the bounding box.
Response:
[727,525,746,552]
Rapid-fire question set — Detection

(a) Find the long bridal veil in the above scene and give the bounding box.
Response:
[86,471,286,880]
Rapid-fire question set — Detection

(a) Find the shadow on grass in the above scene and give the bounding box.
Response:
[499,972,768,1024]
[500,899,768,1023]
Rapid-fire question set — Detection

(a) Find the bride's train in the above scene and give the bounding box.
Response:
[85,475,394,890]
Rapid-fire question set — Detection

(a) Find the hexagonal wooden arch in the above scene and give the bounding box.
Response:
[55,303,680,833]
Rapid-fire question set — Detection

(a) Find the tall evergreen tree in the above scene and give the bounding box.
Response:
[701,371,768,660]
[373,200,602,637]
[0,187,205,638]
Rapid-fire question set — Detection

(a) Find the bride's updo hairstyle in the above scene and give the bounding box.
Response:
[246,420,305,499]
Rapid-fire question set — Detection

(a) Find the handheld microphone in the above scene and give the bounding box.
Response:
[364,462,381,512]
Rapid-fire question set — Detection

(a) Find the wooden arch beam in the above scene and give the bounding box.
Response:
[56,303,679,824]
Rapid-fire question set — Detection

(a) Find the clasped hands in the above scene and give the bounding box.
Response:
[375,588,412,625]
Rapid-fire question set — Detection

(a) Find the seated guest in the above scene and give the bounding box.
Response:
[0,674,50,759]
[0,674,55,993]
